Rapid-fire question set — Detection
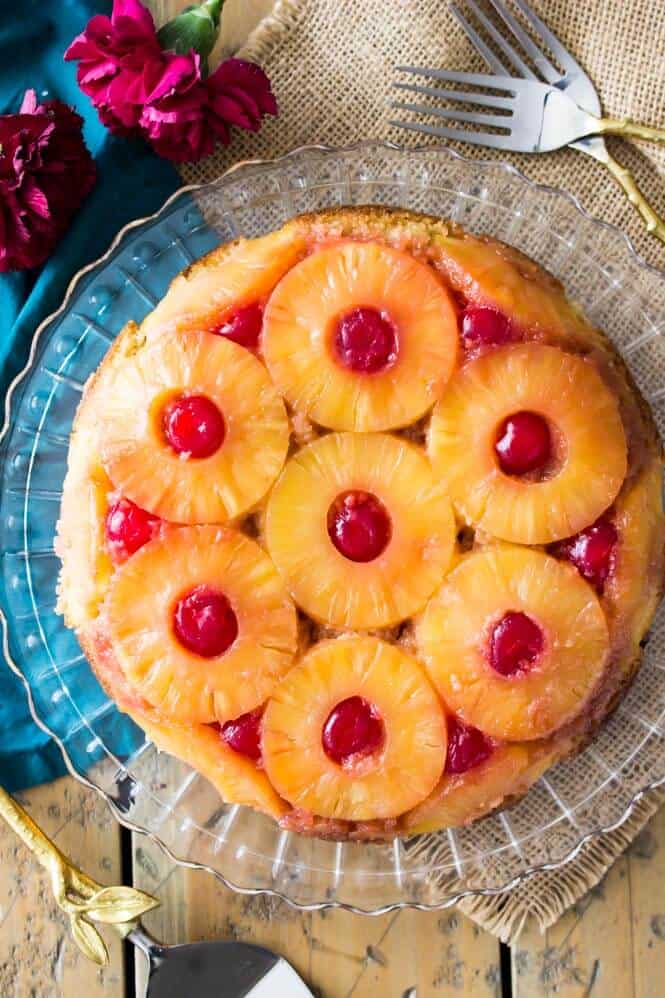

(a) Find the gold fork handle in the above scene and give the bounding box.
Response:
[601,152,665,244]
[0,785,158,965]
[596,117,665,145]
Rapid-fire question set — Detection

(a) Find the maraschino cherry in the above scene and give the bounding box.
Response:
[495,411,551,476]
[220,709,263,762]
[213,302,263,350]
[173,585,238,658]
[445,716,494,774]
[105,497,159,559]
[551,517,618,593]
[162,394,226,459]
[461,306,513,349]
[333,307,398,374]
[327,491,392,562]
[489,611,544,677]
[322,696,385,765]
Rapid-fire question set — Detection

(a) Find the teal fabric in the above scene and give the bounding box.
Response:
[0,0,180,790]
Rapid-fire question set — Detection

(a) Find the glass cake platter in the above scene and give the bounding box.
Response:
[1,141,664,913]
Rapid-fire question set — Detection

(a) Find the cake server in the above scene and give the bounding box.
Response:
[0,784,313,996]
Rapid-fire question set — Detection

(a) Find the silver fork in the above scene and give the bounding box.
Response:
[391,0,665,243]
[392,71,665,152]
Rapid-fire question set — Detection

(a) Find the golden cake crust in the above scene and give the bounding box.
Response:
[57,206,665,840]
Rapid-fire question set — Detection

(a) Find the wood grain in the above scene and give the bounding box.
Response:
[512,807,665,998]
[0,776,124,998]
[131,830,502,998]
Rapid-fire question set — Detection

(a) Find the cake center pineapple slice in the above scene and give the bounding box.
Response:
[263,637,446,821]
[416,544,610,740]
[265,432,455,629]
[263,241,459,431]
[100,330,289,524]
[105,525,298,724]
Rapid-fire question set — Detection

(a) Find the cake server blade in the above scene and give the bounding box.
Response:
[132,927,314,998]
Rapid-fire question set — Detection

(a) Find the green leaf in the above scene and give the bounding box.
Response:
[70,916,108,966]
[84,885,160,925]
[156,0,225,73]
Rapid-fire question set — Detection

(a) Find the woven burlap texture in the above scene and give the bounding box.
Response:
[173,0,665,941]
[181,0,665,270]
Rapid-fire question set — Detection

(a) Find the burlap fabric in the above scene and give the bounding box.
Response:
[181,0,665,270]
[155,0,665,940]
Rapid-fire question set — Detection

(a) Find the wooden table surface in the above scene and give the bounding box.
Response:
[1,774,665,996]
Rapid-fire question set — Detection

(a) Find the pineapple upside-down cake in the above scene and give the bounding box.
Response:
[56,207,665,840]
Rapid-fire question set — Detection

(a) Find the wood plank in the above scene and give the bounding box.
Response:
[308,905,502,996]
[512,852,634,996]
[0,775,125,998]
[132,828,502,997]
[627,805,665,998]
[512,804,665,998]
[132,834,313,996]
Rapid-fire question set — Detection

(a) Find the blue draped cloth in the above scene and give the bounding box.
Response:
[0,0,180,790]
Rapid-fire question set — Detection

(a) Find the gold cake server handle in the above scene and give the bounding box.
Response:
[0,784,159,965]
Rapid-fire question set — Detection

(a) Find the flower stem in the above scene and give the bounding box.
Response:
[201,0,224,28]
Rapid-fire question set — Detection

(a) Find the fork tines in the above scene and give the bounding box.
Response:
[391,67,521,148]
[449,0,585,84]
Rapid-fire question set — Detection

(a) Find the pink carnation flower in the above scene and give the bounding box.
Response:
[64,0,163,134]
[139,52,211,162]
[0,90,96,272]
[65,0,278,162]
[140,55,278,162]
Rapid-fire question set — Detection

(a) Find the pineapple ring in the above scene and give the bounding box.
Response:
[263,637,446,821]
[106,525,298,724]
[56,457,113,629]
[607,459,665,667]
[416,545,610,741]
[262,241,459,431]
[100,330,289,524]
[265,432,456,629]
[134,713,288,820]
[429,343,627,545]
[402,742,560,833]
[140,224,306,341]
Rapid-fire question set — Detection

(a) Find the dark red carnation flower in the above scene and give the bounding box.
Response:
[139,51,211,162]
[203,58,278,145]
[139,55,278,162]
[0,90,96,272]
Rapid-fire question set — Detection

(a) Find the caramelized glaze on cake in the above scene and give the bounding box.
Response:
[56,207,665,840]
